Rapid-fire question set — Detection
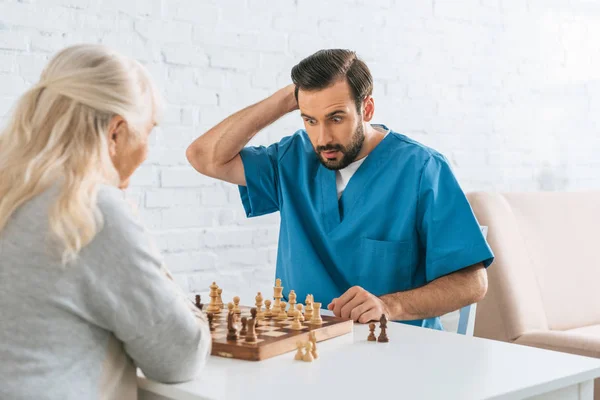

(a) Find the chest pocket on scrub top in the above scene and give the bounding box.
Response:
[356,237,416,294]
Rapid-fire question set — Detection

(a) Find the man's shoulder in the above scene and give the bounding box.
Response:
[272,129,313,161]
[387,130,447,166]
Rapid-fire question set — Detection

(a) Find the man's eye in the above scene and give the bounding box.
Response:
[332,117,342,123]
[305,119,316,125]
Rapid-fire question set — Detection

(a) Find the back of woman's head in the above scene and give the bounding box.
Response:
[0,44,162,264]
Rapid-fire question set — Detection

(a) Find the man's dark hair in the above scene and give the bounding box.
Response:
[291,49,373,113]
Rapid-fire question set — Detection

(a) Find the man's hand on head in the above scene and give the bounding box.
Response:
[327,286,392,324]
[283,83,299,112]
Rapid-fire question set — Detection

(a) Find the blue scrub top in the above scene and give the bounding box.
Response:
[238,126,494,330]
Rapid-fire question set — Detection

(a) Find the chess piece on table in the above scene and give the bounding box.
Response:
[296,304,304,322]
[240,317,248,336]
[207,313,214,331]
[264,299,272,318]
[272,278,283,317]
[245,308,258,343]
[217,288,224,310]
[255,292,264,321]
[294,341,304,361]
[195,295,203,310]
[287,290,297,317]
[302,341,314,362]
[310,302,323,325]
[233,296,241,315]
[206,282,220,313]
[377,314,389,343]
[226,303,239,341]
[291,310,302,330]
[309,331,318,359]
[304,295,313,321]
[367,323,376,341]
[276,301,288,321]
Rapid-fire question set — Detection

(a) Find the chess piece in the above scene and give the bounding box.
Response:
[377,314,389,343]
[310,302,323,325]
[206,282,220,313]
[245,308,258,343]
[304,295,313,321]
[217,288,224,310]
[226,303,239,341]
[287,290,297,317]
[296,304,304,322]
[309,331,318,359]
[294,341,304,361]
[255,292,264,321]
[195,294,203,310]
[233,296,241,315]
[368,323,376,341]
[264,299,272,318]
[272,278,283,317]
[207,313,214,331]
[276,301,288,321]
[240,317,248,336]
[291,310,302,330]
[302,341,314,362]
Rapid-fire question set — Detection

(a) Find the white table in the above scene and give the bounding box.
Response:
[138,314,600,400]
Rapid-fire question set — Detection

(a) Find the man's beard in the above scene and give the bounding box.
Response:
[315,123,365,170]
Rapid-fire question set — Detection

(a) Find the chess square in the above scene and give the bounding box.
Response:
[212,333,227,340]
[261,331,288,338]
[256,326,278,332]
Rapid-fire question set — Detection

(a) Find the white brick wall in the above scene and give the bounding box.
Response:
[2,0,600,332]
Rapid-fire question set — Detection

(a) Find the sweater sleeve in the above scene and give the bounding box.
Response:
[74,186,211,383]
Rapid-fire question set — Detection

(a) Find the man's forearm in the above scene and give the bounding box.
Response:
[187,85,297,168]
[380,263,488,321]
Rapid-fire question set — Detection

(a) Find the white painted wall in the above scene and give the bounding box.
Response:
[2,0,599,331]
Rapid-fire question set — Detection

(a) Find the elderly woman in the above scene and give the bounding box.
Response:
[0,44,211,399]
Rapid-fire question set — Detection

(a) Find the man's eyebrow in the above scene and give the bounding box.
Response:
[325,110,347,118]
[300,110,347,119]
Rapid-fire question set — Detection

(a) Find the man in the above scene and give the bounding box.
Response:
[186,49,493,330]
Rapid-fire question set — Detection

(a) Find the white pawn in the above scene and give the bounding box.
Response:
[276,301,288,321]
[291,310,302,330]
[303,341,314,362]
[296,304,304,322]
[264,299,272,318]
[233,296,241,315]
[294,341,304,361]
[255,292,264,321]
[309,331,319,360]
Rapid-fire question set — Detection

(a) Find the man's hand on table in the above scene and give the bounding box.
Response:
[327,286,392,323]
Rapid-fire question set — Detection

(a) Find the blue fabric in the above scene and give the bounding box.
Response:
[238,126,494,330]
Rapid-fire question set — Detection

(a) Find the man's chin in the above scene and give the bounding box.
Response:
[319,157,345,170]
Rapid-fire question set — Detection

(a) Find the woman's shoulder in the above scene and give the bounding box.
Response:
[94,184,154,255]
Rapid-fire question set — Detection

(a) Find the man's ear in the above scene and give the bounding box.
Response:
[362,96,375,122]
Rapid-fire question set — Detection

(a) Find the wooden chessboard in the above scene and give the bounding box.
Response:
[204,306,353,361]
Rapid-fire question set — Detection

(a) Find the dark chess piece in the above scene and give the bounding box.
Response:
[207,313,214,332]
[377,314,389,343]
[367,323,376,341]
[226,310,239,341]
[240,317,248,336]
[195,294,203,310]
[245,308,258,343]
